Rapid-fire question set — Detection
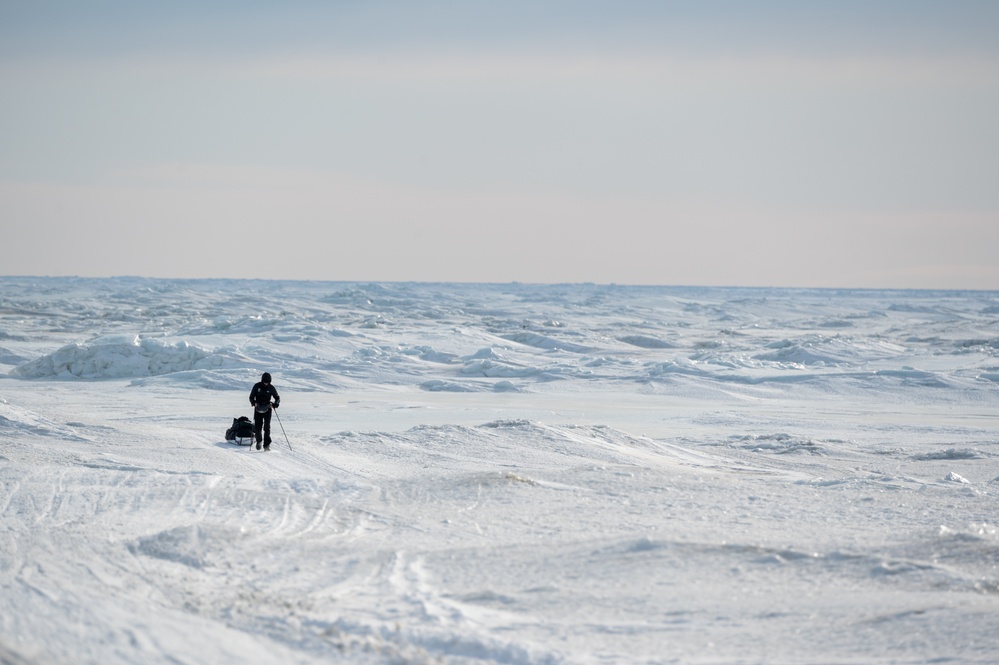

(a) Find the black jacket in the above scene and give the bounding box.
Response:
[249,382,280,412]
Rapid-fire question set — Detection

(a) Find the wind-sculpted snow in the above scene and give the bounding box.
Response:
[755,335,908,367]
[0,400,87,441]
[4,278,999,399]
[2,277,999,664]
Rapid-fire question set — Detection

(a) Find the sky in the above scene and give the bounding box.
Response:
[1,1,998,288]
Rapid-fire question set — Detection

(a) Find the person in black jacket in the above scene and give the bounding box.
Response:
[249,372,281,450]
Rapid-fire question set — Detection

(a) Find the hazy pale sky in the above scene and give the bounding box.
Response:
[2,1,998,288]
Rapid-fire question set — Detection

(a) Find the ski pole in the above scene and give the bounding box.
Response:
[273,406,293,452]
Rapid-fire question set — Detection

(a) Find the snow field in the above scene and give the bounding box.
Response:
[2,278,999,663]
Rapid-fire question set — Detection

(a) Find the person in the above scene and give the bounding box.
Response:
[248,372,280,450]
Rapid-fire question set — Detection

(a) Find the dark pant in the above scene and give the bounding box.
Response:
[253,408,272,444]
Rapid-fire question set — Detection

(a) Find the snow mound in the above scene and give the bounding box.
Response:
[421,379,478,392]
[500,332,591,353]
[729,433,828,455]
[944,472,971,484]
[911,448,985,461]
[618,335,676,349]
[461,358,540,378]
[12,335,248,380]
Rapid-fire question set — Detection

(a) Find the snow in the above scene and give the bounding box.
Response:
[12,334,247,380]
[2,277,999,664]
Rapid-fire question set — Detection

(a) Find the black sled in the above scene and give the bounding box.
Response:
[225,416,255,446]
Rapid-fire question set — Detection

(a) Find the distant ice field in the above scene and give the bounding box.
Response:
[2,277,998,664]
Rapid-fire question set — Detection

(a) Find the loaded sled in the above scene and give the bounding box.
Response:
[225,416,255,446]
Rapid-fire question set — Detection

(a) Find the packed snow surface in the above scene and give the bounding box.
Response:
[2,277,999,664]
